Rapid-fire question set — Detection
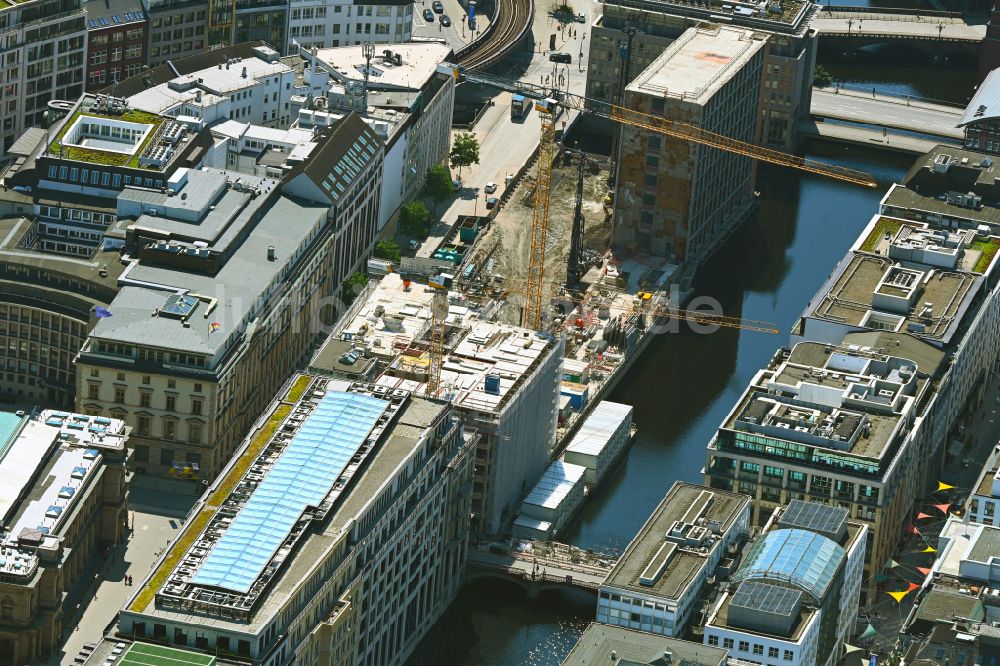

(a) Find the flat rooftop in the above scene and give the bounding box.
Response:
[602,0,813,33]
[522,460,586,511]
[135,381,446,632]
[884,184,1000,228]
[708,587,817,642]
[313,43,452,92]
[602,482,749,600]
[88,191,327,357]
[560,623,727,666]
[627,26,766,105]
[808,252,980,344]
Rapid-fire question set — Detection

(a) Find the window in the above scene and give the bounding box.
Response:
[137,416,150,436]
[741,461,760,474]
[117,372,126,381]
[88,383,99,400]
[140,392,151,408]
[168,379,176,389]
[738,641,749,652]
[191,398,202,415]
[160,447,174,465]
[783,650,794,661]
[189,423,202,445]
[752,644,763,655]
[707,635,719,646]
[723,638,734,649]
[163,420,175,441]
[166,395,176,411]
[114,387,125,403]
[194,383,202,393]
[134,444,149,462]
[769,647,779,658]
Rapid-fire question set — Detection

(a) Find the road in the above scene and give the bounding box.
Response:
[414,3,593,258]
[410,0,492,55]
[41,487,196,666]
[799,120,949,155]
[810,88,964,139]
[467,548,611,588]
[812,13,986,41]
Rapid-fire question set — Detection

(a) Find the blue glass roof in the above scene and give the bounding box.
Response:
[732,528,845,602]
[191,391,389,593]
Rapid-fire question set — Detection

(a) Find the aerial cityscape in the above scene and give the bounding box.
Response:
[0,0,998,664]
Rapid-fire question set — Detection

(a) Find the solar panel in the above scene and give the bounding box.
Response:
[778,500,848,542]
[112,15,121,23]
[161,293,199,318]
[190,392,389,593]
[99,17,109,25]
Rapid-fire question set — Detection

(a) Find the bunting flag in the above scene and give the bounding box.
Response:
[906,524,922,536]
[843,643,864,656]
[94,306,113,318]
[859,623,879,640]
[938,481,956,492]
[884,558,899,569]
[916,566,932,575]
[210,322,221,333]
[875,572,888,583]
[907,581,920,592]
[887,590,909,603]
[916,511,933,520]
[922,546,937,553]
[933,503,952,515]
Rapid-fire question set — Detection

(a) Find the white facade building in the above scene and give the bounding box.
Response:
[597,482,751,637]
[286,0,413,54]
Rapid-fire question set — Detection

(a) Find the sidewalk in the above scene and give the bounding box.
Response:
[42,488,196,665]
[814,85,964,113]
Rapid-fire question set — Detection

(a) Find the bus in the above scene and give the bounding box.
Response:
[511,93,530,120]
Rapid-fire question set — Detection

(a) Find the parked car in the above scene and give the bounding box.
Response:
[963,457,972,468]
[575,12,586,22]
[549,52,572,64]
[484,181,497,194]
[440,14,451,26]
[423,8,434,20]
[432,1,443,12]
[486,195,499,209]
[408,240,420,251]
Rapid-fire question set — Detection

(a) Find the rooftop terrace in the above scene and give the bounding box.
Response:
[602,483,748,600]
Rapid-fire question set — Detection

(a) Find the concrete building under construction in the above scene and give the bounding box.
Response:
[612,26,766,266]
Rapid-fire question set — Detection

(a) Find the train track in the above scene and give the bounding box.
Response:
[454,0,534,70]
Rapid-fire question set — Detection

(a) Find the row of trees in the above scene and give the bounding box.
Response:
[345,134,482,303]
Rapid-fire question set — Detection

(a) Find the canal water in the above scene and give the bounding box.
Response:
[410,16,972,666]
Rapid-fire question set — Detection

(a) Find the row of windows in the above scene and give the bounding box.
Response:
[706,634,794,661]
[47,165,165,190]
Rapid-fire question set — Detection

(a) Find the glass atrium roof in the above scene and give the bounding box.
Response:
[732,528,845,603]
[190,391,389,594]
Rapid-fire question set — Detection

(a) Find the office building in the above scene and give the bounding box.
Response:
[0,0,87,159]
[74,114,384,481]
[0,409,129,663]
[85,0,148,91]
[144,0,209,66]
[586,0,817,150]
[117,380,474,665]
[286,0,413,54]
[596,482,751,637]
[295,43,455,228]
[612,26,765,264]
[124,44,306,129]
[561,623,728,666]
[705,340,937,598]
[702,501,867,666]
[107,41,267,97]
[333,272,564,535]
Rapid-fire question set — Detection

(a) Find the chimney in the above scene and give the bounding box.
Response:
[242,66,247,78]
[267,245,276,261]
[226,61,230,70]
[195,90,202,102]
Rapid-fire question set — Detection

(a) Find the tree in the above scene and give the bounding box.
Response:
[342,272,369,306]
[814,65,833,88]
[373,239,401,263]
[400,201,431,238]
[424,165,454,215]
[449,132,480,178]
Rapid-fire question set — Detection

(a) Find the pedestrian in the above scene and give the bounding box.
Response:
[873,86,876,98]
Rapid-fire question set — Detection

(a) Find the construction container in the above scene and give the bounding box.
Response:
[563,401,634,487]
[560,381,589,409]
[513,459,587,540]
[562,358,590,384]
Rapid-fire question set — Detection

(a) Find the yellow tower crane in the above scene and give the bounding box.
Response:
[441,64,877,331]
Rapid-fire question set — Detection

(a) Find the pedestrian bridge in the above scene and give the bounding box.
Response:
[813,7,985,56]
[466,543,614,596]
[810,88,964,140]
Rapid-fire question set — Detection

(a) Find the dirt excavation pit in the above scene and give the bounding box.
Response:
[474,153,613,324]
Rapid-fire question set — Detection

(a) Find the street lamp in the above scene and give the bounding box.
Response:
[361,41,375,111]
[847,18,853,36]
